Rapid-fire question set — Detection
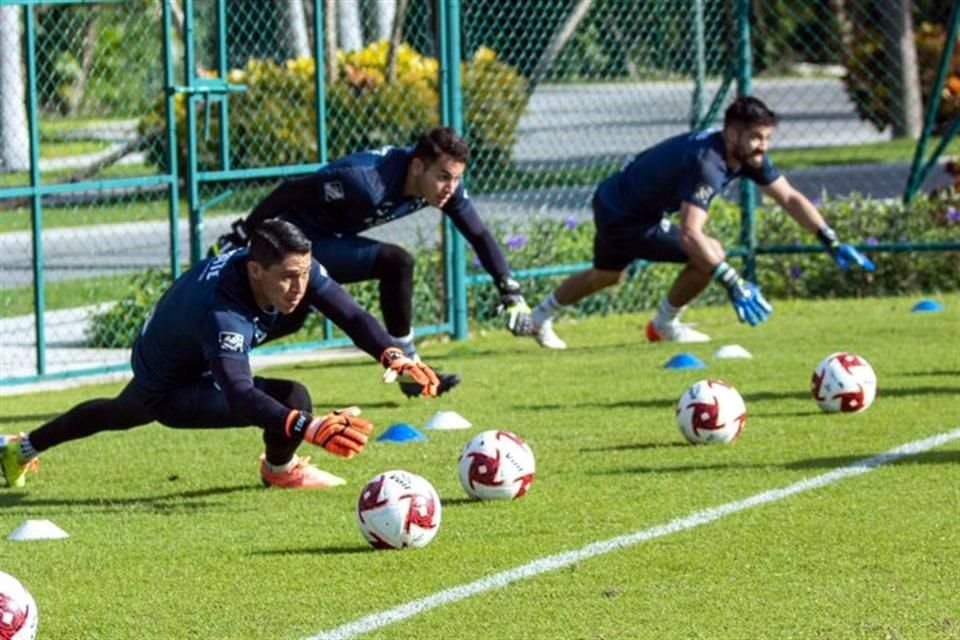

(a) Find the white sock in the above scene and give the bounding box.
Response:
[531,292,565,328]
[391,330,418,360]
[654,298,683,327]
[19,435,39,462]
[265,457,297,473]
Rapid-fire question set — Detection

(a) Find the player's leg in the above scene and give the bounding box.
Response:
[370,243,417,357]
[2,381,156,488]
[646,223,717,343]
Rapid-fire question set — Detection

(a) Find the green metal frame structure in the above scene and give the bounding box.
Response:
[0,0,958,387]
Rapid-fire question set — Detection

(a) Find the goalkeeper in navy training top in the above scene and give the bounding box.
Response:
[512,95,875,349]
[210,127,531,397]
[1,220,445,491]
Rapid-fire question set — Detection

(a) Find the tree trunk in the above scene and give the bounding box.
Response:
[891,0,922,138]
[325,0,338,83]
[529,0,594,91]
[285,0,310,59]
[338,0,362,52]
[64,13,99,116]
[375,0,396,42]
[386,0,408,83]
[0,4,29,172]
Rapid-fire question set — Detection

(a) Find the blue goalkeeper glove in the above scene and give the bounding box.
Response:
[713,262,773,327]
[817,226,875,272]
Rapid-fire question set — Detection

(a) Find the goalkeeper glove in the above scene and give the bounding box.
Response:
[495,277,533,336]
[713,261,773,326]
[817,226,875,272]
[380,347,440,397]
[286,407,373,458]
[207,218,249,258]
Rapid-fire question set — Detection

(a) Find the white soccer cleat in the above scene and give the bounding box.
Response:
[645,320,711,343]
[535,319,567,350]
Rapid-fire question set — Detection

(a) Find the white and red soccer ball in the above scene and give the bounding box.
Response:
[676,379,747,444]
[811,352,877,413]
[458,429,536,500]
[0,572,38,640]
[356,469,441,550]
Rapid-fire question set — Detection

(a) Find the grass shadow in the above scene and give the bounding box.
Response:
[0,483,257,514]
[251,544,371,557]
[0,412,60,425]
[580,441,689,453]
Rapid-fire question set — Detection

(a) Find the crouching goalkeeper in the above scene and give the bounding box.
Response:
[1,220,445,490]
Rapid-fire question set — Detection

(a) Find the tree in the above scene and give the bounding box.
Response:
[0,4,29,172]
[285,0,310,58]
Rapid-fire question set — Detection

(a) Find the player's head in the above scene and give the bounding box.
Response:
[723,96,778,170]
[247,219,312,314]
[408,127,469,208]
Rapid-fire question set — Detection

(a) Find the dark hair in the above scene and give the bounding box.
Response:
[411,127,470,165]
[724,95,778,129]
[248,219,311,268]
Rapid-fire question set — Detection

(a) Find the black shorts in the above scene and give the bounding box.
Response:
[127,375,277,429]
[592,195,688,271]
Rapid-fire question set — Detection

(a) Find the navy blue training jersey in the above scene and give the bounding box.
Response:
[131,250,331,393]
[595,129,781,222]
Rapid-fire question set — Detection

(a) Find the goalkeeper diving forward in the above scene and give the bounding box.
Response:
[1,220,445,491]
[511,95,875,349]
[210,127,531,396]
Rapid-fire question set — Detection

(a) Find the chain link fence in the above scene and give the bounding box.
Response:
[1,0,957,385]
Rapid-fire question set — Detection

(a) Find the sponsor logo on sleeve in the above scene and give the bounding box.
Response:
[693,182,715,204]
[323,180,345,202]
[218,331,245,353]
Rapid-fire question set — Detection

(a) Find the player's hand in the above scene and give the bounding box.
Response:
[726,279,773,326]
[831,244,875,272]
[287,407,373,458]
[380,347,440,397]
[495,278,534,336]
[207,218,248,257]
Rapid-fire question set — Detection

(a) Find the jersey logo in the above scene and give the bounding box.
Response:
[218,331,245,353]
[693,182,715,204]
[324,181,344,202]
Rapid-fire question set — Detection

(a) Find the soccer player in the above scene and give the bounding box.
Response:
[1,220,444,490]
[210,127,530,395]
[516,95,875,349]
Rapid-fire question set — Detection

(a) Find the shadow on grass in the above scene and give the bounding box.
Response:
[0,483,257,513]
[251,544,371,557]
[580,442,690,453]
[0,412,61,425]
[895,369,960,378]
[591,449,960,476]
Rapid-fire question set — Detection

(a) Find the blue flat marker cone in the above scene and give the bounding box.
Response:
[911,299,944,313]
[663,353,707,370]
[377,423,427,443]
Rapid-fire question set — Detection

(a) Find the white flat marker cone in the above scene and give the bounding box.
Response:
[7,519,69,541]
[714,344,753,359]
[423,411,472,430]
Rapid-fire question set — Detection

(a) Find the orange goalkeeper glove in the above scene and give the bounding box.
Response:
[380,347,440,397]
[285,407,373,458]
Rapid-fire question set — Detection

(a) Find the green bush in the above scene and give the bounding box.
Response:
[140,42,528,177]
[87,191,960,347]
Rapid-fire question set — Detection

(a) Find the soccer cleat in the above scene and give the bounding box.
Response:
[534,319,567,350]
[1,434,39,489]
[645,320,711,343]
[259,454,346,489]
[399,372,462,398]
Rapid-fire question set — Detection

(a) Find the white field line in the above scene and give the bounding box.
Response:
[307,427,960,640]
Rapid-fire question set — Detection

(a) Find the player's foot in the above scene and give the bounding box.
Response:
[1,434,39,489]
[400,372,462,398]
[259,454,345,489]
[645,320,711,343]
[535,319,567,350]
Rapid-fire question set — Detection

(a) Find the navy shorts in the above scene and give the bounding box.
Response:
[125,375,276,429]
[591,194,688,271]
[308,234,382,284]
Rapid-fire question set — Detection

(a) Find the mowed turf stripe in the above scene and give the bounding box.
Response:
[308,427,960,640]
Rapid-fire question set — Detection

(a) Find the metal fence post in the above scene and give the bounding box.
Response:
[736,0,757,281]
[23,3,45,375]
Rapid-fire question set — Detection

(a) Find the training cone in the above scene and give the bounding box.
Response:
[663,353,707,370]
[911,299,944,313]
[714,344,753,359]
[377,423,427,443]
[423,411,472,430]
[8,519,69,541]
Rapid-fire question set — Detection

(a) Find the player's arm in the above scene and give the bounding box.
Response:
[680,201,773,326]
[306,275,442,397]
[762,176,874,271]
[445,198,530,334]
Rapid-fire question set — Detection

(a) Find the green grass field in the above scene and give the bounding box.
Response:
[1,295,958,639]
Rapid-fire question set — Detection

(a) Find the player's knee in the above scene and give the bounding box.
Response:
[286,380,313,413]
[374,244,414,280]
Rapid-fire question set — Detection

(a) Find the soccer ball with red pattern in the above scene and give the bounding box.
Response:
[458,430,536,500]
[356,470,441,550]
[811,352,877,413]
[0,571,38,640]
[676,379,747,444]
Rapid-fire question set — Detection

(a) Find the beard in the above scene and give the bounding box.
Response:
[734,145,764,169]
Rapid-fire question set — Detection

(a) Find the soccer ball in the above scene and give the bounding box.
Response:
[356,470,441,550]
[0,572,38,640]
[811,352,877,413]
[458,430,536,500]
[676,379,747,444]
